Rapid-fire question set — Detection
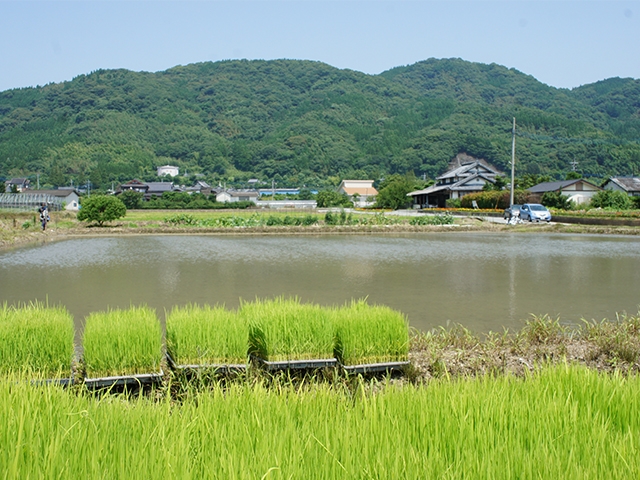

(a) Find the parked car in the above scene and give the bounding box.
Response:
[503,204,522,220]
[520,203,551,222]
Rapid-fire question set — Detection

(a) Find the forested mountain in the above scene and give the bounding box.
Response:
[1,58,639,190]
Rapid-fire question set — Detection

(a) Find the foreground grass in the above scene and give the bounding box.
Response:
[1,365,638,479]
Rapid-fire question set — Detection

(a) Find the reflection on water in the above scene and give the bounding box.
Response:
[1,233,639,333]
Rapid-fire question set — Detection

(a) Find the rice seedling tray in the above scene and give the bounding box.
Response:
[84,371,164,389]
[340,360,410,374]
[31,377,74,388]
[166,353,246,374]
[251,355,337,371]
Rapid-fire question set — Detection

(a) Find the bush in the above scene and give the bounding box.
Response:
[461,190,530,209]
[316,191,352,208]
[541,191,573,210]
[77,195,127,226]
[590,190,633,210]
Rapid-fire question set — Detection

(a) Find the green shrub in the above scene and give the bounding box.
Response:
[590,190,633,210]
[461,190,530,209]
[77,195,127,226]
[541,191,573,210]
[409,214,454,225]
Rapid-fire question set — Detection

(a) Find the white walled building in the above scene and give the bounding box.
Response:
[157,165,179,177]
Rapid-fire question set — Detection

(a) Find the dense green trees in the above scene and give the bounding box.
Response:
[1,59,639,190]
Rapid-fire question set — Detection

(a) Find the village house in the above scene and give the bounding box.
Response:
[118,179,181,200]
[4,178,30,192]
[602,177,640,197]
[407,154,502,208]
[527,179,602,205]
[337,180,378,207]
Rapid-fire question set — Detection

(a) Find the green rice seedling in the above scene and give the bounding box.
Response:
[242,297,335,362]
[334,299,409,365]
[82,306,162,378]
[166,304,248,366]
[3,366,640,478]
[0,302,74,378]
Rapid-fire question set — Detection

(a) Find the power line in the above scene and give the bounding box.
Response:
[516,131,640,146]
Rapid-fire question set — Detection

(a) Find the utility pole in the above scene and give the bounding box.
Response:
[510,117,516,207]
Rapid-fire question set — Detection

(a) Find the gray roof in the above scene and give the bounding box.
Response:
[528,179,601,193]
[26,189,79,198]
[408,173,495,196]
[606,177,640,193]
[145,182,177,193]
[437,160,501,181]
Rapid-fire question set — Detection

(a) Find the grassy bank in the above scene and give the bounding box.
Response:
[1,365,639,478]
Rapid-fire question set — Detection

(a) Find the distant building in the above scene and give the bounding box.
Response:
[187,180,214,196]
[337,180,378,207]
[157,165,179,177]
[407,154,502,208]
[118,179,180,200]
[527,179,602,205]
[603,177,640,196]
[5,178,30,192]
[216,190,259,204]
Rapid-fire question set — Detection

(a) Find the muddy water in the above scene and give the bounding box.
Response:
[1,233,639,333]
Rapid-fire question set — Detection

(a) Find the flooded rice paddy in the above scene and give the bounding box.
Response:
[1,232,639,333]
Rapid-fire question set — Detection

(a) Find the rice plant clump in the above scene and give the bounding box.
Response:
[166,304,248,366]
[334,299,409,365]
[242,297,335,362]
[82,306,162,378]
[0,303,74,378]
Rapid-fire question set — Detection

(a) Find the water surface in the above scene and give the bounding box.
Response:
[1,233,639,333]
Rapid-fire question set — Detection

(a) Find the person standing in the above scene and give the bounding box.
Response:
[38,203,50,231]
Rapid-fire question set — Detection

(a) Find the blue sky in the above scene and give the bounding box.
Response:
[0,1,638,92]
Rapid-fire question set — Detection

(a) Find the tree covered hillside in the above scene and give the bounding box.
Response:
[0,58,639,190]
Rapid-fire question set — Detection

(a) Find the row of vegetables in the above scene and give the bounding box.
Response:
[0,298,409,380]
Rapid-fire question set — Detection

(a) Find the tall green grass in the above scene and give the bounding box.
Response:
[242,297,335,362]
[166,304,248,365]
[1,366,639,478]
[334,299,409,365]
[82,306,162,377]
[0,303,74,378]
